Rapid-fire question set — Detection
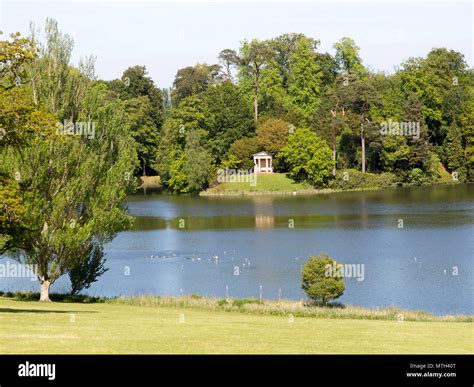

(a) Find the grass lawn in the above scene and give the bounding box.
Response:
[1,298,472,354]
[202,173,314,196]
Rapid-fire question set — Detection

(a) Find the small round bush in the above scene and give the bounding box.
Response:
[301,253,345,305]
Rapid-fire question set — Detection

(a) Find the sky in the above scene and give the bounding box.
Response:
[0,0,472,88]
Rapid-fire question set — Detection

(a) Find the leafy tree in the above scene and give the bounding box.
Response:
[0,31,53,253]
[333,37,365,75]
[460,71,474,181]
[105,66,164,175]
[0,176,28,254]
[29,18,95,122]
[203,82,254,162]
[287,36,322,124]
[238,39,273,122]
[280,127,333,187]
[0,31,36,91]
[155,94,215,192]
[380,135,411,175]
[337,76,379,173]
[403,94,432,174]
[256,117,291,155]
[69,243,108,295]
[166,148,188,193]
[1,103,138,301]
[172,63,220,104]
[121,96,159,175]
[228,137,260,170]
[118,65,163,128]
[301,253,345,305]
[217,49,238,81]
[255,117,291,170]
[316,83,347,175]
[445,124,465,180]
[397,48,468,153]
[184,130,213,192]
[315,52,338,87]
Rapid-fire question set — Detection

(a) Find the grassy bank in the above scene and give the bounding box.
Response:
[201,171,460,197]
[202,173,314,196]
[1,294,472,354]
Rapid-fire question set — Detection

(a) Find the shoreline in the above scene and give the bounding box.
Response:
[200,182,462,197]
[201,186,382,197]
[2,292,471,322]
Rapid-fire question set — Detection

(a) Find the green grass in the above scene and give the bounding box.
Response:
[437,162,455,184]
[109,295,472,322]
[1,297,472,354]
[202,173,314,196]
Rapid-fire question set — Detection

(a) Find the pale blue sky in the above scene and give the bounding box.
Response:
[1,0,472,88]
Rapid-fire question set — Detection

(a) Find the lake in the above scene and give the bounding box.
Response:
[2,184,473,315]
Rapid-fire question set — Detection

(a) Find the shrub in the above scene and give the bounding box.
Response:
[329,169,398,190]
[232,298,263,308]
[217,299,229,307]
[408,168,424,186]
[301,253,345,305]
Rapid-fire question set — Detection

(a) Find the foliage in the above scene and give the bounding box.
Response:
[228,136,261,170]
[0,22,140,302]
[1,92,138,302]
[301,253,345,305]
[287,36,322,124]
[329,169,398,190]
[280,127,333,187]
[108,65,163,175]
[203,82,255,162]
[184,130,213,192]
[255,117,291,169]
[69,243,108,295]
[333,37,365,75]
[172,63,220,104]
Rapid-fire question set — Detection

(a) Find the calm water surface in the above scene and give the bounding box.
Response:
[3,184,473,315]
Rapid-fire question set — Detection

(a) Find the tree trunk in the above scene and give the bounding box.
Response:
[361,123,366,173]
[39,280,52,302]
[332,125,337,176]
[253,94,258,123]
[330,110,337,176]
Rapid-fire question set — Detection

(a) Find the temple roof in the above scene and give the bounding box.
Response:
[252,151,272,157]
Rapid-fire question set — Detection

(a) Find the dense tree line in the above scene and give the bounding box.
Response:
[155,33,473,192]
